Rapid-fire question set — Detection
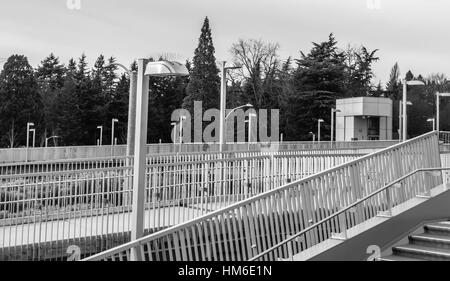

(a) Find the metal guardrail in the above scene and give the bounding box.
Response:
[81,132,441,261]
[0,150,364,260]
[250,167,449,261]
[0,141,398,164]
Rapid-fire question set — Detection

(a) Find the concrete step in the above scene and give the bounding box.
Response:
[409,233,450,249]
[377,255,426,261]
[392,244,450,261]
[424,222,450,236]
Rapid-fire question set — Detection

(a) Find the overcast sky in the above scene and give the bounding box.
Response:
[1,0,450,85]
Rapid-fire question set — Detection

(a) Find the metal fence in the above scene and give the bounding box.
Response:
[0,149,365,260]
[81,131,441,261]
[0,140,398,163]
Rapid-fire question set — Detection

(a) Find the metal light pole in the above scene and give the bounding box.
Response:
[45,136,60,147]
[427,118,436,131]
[436,92,450,132]
[108,63,138,159]
[97,126,103,146]
[30,128,36,147]
[402,79,424,141]
[26,122,34,162]
[219,61,242,152]
[130,59,189,261]
[317,119,324,142]
[309,132,315,142]
[111,118,118,156]
[331,109,341,144]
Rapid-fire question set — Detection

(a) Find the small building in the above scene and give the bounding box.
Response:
[336,97,393,141]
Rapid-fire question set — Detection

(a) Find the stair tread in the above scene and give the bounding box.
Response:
[379,255,426,261]
[411,233,450,242]
[394,244,450,256]
[425,222,450,230]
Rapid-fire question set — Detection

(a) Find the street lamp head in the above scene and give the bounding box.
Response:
[405,80,425,86]
[112,118,119,122]
[28,122,34,126]
[318,119,324,122]
[97,126,102,129]
[406,101,413,105]
[245,103,253,108]
[144,60,189,77]
[438,92,450,97]
[427,118,435,122]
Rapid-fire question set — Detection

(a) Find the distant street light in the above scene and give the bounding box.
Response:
[45,136,60,147]
[30,128,36,147]
[436,92,450,132]
[309,131,316,142]
[317,119,324,142]
[225,103,253,120]
[219,61,242,152]
[130,59,189,259]
[402,79,425,141]
[427,118,436,131]
[111,118,119,156]
[331,108,341,143]
[97,126,103,146]
[26,122,34,162]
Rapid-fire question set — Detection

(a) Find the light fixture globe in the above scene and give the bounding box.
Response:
[144,60,189,77]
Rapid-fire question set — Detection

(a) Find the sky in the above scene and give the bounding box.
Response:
[1,0,450,85]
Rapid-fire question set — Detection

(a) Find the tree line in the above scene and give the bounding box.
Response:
[1,17,449,148]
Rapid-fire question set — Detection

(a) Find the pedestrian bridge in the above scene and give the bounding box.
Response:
[82,132,450,261]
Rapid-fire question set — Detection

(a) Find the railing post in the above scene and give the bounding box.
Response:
[386,188,392,217]
[339,212,348,239]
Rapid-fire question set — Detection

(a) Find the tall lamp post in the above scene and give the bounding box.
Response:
[317,119,324,142]
[436,92,450,132]
[331,108,341,144]
[130,59,189,260]
[402,79,424,141]
[427,118,436,131]
[309,132,316,142]
[219,61,242,152]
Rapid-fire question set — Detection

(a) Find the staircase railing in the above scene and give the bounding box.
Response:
[250,167,449,261]
[82,131,441,261]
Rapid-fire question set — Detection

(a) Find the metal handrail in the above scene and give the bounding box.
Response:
[82,131,439,261]
[249,166,450,261]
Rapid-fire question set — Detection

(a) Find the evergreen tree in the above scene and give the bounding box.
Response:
[0,55,43,147]
[182,17,220,115]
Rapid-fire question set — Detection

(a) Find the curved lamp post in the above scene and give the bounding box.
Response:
[309,131,316,142]
[107,63,137,158]
[131,59,189,260]
[219,61,242,152]
[45,135,60,147]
